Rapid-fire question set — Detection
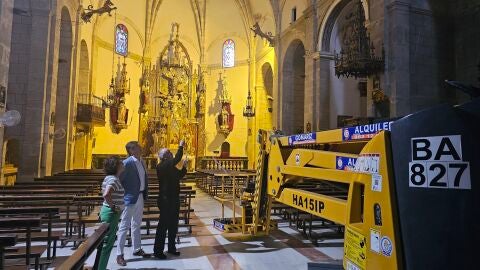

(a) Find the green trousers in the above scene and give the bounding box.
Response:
[98,205,121,270]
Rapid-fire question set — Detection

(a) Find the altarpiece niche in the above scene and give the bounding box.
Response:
[139,23,197,165]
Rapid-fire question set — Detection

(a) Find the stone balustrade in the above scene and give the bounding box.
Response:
[197,157,248,171]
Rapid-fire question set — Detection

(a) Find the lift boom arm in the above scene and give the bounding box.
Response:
[249,98,480,270]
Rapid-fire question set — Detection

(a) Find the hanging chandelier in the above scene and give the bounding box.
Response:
[334,0,384,79]
[243,88,255,118]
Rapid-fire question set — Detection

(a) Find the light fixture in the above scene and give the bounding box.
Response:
[334,0,384,79]
[243,89,255,118]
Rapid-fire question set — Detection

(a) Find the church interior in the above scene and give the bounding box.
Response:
[0,0,478,269]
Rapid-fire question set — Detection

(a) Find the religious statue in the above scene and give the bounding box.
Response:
[118,100,127,124]
[197,94,205,116]
[139,69,151,114]
[306,122,312,133]
[142,125,155,156]
[195,68,207,118]
[372,76,388,104]
[216,73,234,135]
[159,128,167,146]
[221,107,229,129]
[372,75,390,118]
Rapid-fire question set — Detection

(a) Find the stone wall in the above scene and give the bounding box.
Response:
[453,0,480,102]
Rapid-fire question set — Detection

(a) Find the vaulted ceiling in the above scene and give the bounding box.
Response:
[90,0,276,64]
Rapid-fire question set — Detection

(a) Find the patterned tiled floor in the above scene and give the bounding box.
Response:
[51,188,343,270]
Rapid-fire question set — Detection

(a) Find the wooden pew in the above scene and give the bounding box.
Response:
[272,180,347,246]
[0,217,42,269]
[56,223,109,270]
[0,235,16,269]
[0,196,87,247]
[0,194,103,249]
[5,171,198,253]
[0,189,89,196]
[71,196,103,240]
[77,190,197,239]
[141,191,196,236]
[6,184,98,190]
[0,207,60,259]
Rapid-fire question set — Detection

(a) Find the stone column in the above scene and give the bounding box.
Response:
[385,0,411,117]
[317,53,332,130]
[66,8,81,172]
[303,3,318,132]
[41,2,61,176]
[13,0,53,181]
[304,50,315,131]
[271,0,282,131]
[0,0,14,184]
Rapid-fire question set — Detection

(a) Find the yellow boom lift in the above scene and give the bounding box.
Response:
[241,98,480,270]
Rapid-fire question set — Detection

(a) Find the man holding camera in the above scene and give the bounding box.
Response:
[153,140,188,259]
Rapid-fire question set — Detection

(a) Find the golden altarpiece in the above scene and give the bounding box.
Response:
[139,23,203,169]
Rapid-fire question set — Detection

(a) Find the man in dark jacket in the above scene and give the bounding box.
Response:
[153,140,187,259]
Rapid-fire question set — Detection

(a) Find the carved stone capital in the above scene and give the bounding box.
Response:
[305,50,320,60]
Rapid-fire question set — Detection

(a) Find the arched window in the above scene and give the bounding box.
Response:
[222,39,235,68]
[115,24,128,56]
[220,142,230,158]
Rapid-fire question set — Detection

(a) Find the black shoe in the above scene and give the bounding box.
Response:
[167,250,181,256]
[134,248,151,258]
[154,253,167,260]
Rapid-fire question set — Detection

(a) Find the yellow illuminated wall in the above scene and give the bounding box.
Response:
[74,0,276,167]
[251,45,275,166]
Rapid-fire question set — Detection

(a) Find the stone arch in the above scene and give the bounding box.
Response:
[52,7,73,174]
[321,0,368,128]
[281,39,305,135]
[262,62,274,97]
[318,0,370,52]
[220,141,230,158]
[255,62,274,135]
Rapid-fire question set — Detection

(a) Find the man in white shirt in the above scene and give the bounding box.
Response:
[116,141,149,266]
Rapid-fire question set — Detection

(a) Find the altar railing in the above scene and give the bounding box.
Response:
[196,156,248,171]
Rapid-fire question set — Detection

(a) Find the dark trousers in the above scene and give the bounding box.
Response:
[154,200,180,254]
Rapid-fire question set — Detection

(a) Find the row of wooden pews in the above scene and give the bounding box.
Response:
[196,169,256,197]
[0,176,100,269]
[271,181,347,246]
[0,168,200,269]
[0,217,42,270]
[197,169,347,246]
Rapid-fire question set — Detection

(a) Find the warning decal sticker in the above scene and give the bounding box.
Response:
[344,227,366,270]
